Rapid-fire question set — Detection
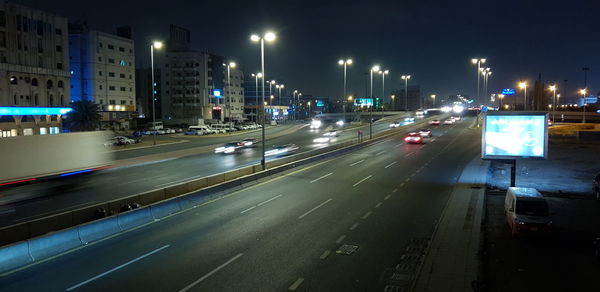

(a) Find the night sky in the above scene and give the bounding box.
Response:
[15,0,600,103]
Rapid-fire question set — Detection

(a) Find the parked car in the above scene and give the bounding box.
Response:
[593,173,600,200]
[184,129,204,136]
[125,135,142,144]
[504,187,552,237]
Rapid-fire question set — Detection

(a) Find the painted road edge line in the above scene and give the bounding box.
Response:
[179,253,244,292]
[353,175,372,187]
[310,172,333,183]
[298,198,333,219]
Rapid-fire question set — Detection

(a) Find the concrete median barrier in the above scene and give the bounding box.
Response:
[28,212,74,238]
[117,208,154,230]
[71,203,111,225]
[150,200,181,220]
[28,228,81,261]
[138,189,166,205]
[206,174,225,186]
[0,241,32,274]
[77,216,120,244]
[188,177,208,191]
[164,183,190,199]
[0,223,30,247]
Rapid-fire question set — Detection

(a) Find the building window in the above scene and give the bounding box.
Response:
[10,76,17,84]
[99,42,103,48]
[40,127,47,135]
[109,86,115,91]
[60,95,64,105]
[121,100,126,105]
[56,45,62,52]
[47,80,53,89]
[34,94,38,105]
[50,127,60,134]
[120,87,126,91]
[55,28,62,35]
[99,85,103,90]
[108,72,115,77]
[109,99,116,104]
[58,80,64,88]
[119,47,125,52]
[108,58,115,64]
[108,44,114,50]
[98,56,102,62]
[49,95,54,106]
[0,11,5,27]
[99,71,103,76]
[13,95,16,104]
[129,74,132,79]
[119,73,125,78]
[23,128,33,136]
[129,49,132,54]
[99,99,103,104]
[57,63,63,69]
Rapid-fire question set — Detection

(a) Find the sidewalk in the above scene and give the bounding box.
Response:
[413,157,489,292]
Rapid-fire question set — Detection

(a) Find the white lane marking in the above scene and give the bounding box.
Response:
[375,202,383,208]
[392,188,398,193]
[310,172,333,183]
[384,195,391,201]
[394,143,403,148]
[431,138,436,142]
[405,178,410,182]
[400,182,405,187]
[66,245,170,291]
[179,253,244,292]
[240,206,256,214]
[375,151,386,156]
[350,223,359,230]
[362,211,372,219]
[336,235,346,244]
[349,159,365,166]
[411,173,416,177]
[17,201,97,222]
[384,161,397,169]
[353,175,373,187]
[404,152,414,157]
[320,250,331,260]
[257,194,283,206]
[298,198,333,219]
[289,277,305,291]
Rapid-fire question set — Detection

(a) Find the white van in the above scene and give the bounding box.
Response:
[504,187,552,237]
[210,124,230,133]
[187,125,211,135]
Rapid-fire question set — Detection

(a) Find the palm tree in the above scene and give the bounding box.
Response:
[65,100,101,131]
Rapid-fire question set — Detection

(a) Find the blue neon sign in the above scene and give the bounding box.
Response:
[0,107,72,116]
[316,100,325,107]
[501,88,516,95]
[213,89,222,98]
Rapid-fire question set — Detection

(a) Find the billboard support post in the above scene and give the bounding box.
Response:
[510,159,516,187]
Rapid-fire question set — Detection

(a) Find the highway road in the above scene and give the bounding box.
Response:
[0,116,481,291]
[0,114,414,227]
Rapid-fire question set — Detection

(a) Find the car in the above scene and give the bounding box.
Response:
[404,132,424,144]
[443,119,455,125]
[323,130,340,137]
[214,142,241,154]
[594,173,600,200]
[113,136,135,145]
[265,144,299,156]
[404,117,415,123]
[270,120,278,126]
[548,120,553,127]
[451,116,461,121]
[389,121,401,128]
[163,128,176,134]
[310,119,322,129]
[125,135,142,144]
[429,120,441,125]
[238,138,258,147]
[184,129,204,135]
[418,129,432,137]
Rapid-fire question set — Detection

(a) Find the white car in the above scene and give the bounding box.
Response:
[265,144,299,156]
[443,119,455,125]
[389,122,401,128]
[310,120,322,129]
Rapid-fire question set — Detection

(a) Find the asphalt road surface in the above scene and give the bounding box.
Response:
[0,114,415,226]
[0,116,481,291]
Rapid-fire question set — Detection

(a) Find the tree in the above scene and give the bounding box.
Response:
[64,100,101,131]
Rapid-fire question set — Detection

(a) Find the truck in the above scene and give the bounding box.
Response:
[0,131,114,188]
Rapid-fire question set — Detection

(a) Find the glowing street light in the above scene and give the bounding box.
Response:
[401,75,411,110]
[150,41,164,145]
[471,58,487,101]
[368,65,380,139]
[251,73,263,122]
[250,31,276,169]
[519,81,527,110]
[549,85,557,122]
[223,61,237,130]
[338,58,353,124]
[379,69,389,117]
[580,88,587,123]
[431,94,436,107]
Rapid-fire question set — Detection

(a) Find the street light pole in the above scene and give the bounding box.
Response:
[252,73,262,123]
[369,65,380,139]
[224,62,236,130]
[402,75,411,111]
[580,88,587,123]
[519,81,527,111]
[338,59,352,125]
[431,94,436,107]
[150,41,163,146]
[549,85,557,122]
[379,69,389,118]
[471,58,486,102]
[251,32,276,170]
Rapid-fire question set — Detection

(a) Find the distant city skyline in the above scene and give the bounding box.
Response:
[15,0,600,103]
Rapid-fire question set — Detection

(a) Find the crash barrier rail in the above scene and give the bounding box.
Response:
[0,115,441,274]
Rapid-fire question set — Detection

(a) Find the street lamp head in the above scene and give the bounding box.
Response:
[518,81,527,89]
[152,41,164,49]
[471,58,478,64]
[270,95,274,99]
[431,94,436,98]
[307,101,311,106]
[294,90,298,93]
[275,84,280,89]
[338,59,344,65]
[280,84,284,89]
[271,80,276,84]
[264,32,276,42]
[250,34,260,42]
[348,96,353,101]
[372,65,380,72]
[407,75,411,79]
[256,73,263,78]
[579,88,587,95]
[481,58,487,63]
[346,59,353,65]
[488,71,492,76]
[486,67,491,71]
[549,85,556,91]
[498,94,505,98]
[229,62,236,68]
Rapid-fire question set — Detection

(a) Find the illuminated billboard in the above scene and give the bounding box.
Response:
[354,98,373,107]
[482,112,548,160]
[0,107,72,116]
[501,88,516,95]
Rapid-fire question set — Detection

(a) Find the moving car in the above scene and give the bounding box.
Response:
[443,119,455,125]
[404,117,415,123]
[404,132,424,144]
[310,119,322,129]
[418,129,432,137]
[238,138,258,147]
[323,130,340,137]
[214,142,241,154]
[389,121,401,128]
[265,144,299,156]
[594,173,600,200]
[451,116,461,121]
[429,120,441,125]
[504,187,552,237]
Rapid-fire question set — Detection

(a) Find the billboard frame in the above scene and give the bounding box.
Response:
[481,111,548,160]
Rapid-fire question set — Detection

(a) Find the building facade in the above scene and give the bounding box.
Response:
[69,24,136,130]
[0,2,70,137]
